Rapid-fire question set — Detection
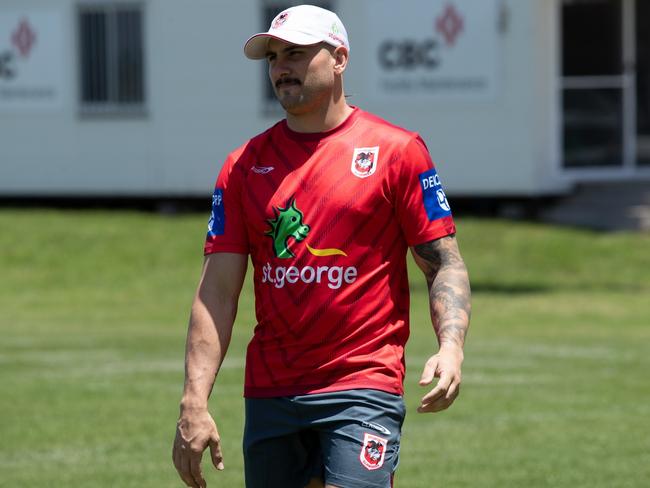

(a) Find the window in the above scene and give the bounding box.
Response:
[561,0,650,171]
[562,0,622,77]
[260,1,334,115]
[78,3,145,114]
[561,0,624,168]
[636,0,650,165]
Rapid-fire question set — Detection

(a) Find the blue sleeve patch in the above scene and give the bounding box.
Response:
[207,188,225,237]
[419,168,452,221]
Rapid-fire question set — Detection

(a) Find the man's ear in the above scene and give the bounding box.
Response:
[332,46,349,75]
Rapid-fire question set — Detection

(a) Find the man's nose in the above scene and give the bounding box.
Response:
[272,59,291,79]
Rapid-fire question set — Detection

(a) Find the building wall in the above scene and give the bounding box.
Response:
[0,0,568,197]
[344,0,542,196]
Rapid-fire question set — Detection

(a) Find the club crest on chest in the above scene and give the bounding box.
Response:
[351,146,379,178]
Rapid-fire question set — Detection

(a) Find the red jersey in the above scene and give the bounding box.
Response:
[204,108,455,398]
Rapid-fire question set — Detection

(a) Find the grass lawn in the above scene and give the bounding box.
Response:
[0,209,648,487]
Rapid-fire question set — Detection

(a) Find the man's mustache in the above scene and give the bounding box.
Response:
[276,78,301,88]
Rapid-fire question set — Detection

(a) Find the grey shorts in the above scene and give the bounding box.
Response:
[243,389,406,488]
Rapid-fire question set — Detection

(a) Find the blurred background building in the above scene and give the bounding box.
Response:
[1,0,649,229]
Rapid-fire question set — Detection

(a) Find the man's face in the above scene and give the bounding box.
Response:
[265,39,337,115]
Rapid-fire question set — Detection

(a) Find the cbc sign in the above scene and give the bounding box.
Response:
[377,3,463,71]
[378,39,440,70]
[368,0,499,100]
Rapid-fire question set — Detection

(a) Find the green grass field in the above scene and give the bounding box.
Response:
[1,209,649,487]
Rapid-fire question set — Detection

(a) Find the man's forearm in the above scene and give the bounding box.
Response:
[180,253,247,412]
[429,262,471,349]
[181,295,236,410]
[412,235,471,349]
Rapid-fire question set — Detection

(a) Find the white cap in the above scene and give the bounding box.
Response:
[244,5,349,60]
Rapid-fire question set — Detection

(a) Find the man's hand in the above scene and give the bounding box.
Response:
[418,345,464,413]
[172,408,224,488]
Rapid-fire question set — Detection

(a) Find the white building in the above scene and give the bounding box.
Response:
[1,0,649,204]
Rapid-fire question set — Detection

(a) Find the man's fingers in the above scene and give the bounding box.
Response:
[418,390,457,413]
[421,372,452,403]
[419,356,439,385]
[172,443,182,472]
[418,379,460,413]
[418,371,459,412]
[417,397,453,413]
[173,434,197,487]
[189,453,207,488]
[209,434,225,471]
[446,379,460,400]
[420,383,444,406]
[180,454,200,488]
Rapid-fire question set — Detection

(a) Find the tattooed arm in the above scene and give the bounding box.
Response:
[411,234,471,413]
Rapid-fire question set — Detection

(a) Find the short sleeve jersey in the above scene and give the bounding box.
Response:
[205,108,456,398]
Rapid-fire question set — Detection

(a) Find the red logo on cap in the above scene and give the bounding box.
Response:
[272,12,289,29]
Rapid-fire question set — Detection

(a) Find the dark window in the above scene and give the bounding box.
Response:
[562,0,622,77]
[79,4,145,113]
[261,1,333,114]
[563,88,623,167]
[637,0,650,165]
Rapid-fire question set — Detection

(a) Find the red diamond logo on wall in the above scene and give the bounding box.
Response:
[12,19,37,58]
[435,4,464,47]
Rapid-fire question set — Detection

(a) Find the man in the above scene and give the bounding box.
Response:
[173,5,471,488]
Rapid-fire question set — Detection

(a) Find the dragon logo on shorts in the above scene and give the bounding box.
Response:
[360,433,388,470]
[265,197,347,259]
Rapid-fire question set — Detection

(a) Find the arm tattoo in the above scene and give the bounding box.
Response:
[413,235,471,349]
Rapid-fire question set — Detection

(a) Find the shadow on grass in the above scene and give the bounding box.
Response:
[412,278,646,295]
[409,281,552,295]
[471,282,550,294]
[471,281,646,294]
